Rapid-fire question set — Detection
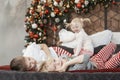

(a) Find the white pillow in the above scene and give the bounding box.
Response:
[90,30,112,48]
[111,32,120,44]
[59,29,75,42]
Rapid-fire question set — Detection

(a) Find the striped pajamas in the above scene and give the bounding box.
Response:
[90,42,120,69]
[52,47,72,57]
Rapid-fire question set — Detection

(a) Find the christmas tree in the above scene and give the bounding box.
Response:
[24,0,116,46]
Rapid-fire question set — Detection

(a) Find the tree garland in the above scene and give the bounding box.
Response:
[24,0,116,45]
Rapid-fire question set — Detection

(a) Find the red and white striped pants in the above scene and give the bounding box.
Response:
[52,47,72,57]
[90,42,120,69]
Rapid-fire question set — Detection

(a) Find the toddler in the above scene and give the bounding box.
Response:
[58,17,94,57]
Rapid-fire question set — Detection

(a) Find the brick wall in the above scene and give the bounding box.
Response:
[70,2,120,35]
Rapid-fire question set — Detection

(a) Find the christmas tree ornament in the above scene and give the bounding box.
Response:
[63,19,67,23]
[76,2,82,8]
[82,4,85,8]
[55,18,60,23]
[30,7,34,10]
[34,34,39,38]
[39,32,42,36]
[42,36,47,40]
[59,1,63,7]
[53,1,58,6]
[59,12,62,16]
[29,31,34,38]
[38,19,42,23]
[41,6,45,10]
[54,8,60,14]
[75,0,79,3]
[66,2,70,8]
[37,5,41,9]
[45,9,49,14]
[84,0,89,6]
[50,12,55,17]
[32,23,38,29]
[37,28,41,31]
[29,9,34,14]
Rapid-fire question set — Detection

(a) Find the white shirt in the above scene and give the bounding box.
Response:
[60,29,94,56]
[22,43,58,63]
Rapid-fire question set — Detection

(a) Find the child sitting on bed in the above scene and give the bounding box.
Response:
[10,43,72,71]
[57,17,94,70]
[58,17,94,57]
[40,42,120,72]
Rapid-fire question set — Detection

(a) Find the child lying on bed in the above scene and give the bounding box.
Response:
[10,42,120,72]
[39,42,120,72]
[10,43,72,71]
[10,42,93,71]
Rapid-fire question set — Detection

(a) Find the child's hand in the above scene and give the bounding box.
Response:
[72,54,77,58]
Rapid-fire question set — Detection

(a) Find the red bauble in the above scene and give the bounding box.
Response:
[45,10,49,14]
[29,31,34,38]
[54,8,59,14]
[76,3,81,8]
[34,34,39,38]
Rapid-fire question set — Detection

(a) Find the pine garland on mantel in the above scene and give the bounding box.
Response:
[24,0,116,45]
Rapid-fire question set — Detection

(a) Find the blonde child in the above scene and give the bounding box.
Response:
[58,17,94,57]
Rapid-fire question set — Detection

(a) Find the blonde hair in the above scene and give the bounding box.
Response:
[65,17,91,29]
[10,56,27,71]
